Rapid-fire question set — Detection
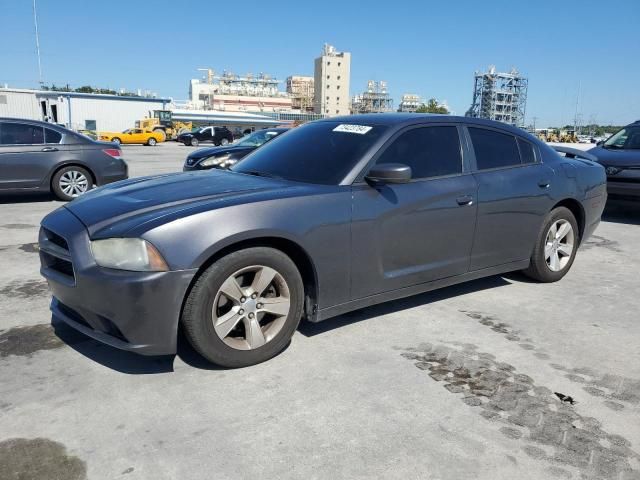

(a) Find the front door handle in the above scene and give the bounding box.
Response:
[41,147,58,152]
[538,179,551,189]
[456,195,474,206]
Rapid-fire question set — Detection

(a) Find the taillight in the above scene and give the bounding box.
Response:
[102,148,122,159]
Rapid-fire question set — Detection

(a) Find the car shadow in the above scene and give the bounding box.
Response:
[52,275,512,371]
[602,199,640,226]
[298,274,511,337]
[52,318,176,374]
[52,318,248,373]
[0,192,60,204]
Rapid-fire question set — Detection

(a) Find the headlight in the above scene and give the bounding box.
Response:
[91,238,168,271]
[200,154,230,167]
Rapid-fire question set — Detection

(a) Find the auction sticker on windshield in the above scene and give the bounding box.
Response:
[333,124,373,135]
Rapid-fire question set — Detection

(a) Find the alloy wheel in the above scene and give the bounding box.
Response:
[59,170,89,198]
[221,138,229,146]
[544,219,575,272]
[212,265,291,350]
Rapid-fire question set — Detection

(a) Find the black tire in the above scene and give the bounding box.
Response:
[522,206,579,282]
[182,247,304,368]
[51,165,93,201]
[111,137,121,145]
[190,138,199,147]
[147,137,157,146]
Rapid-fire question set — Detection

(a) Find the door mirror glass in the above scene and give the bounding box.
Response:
[366,163,412,184]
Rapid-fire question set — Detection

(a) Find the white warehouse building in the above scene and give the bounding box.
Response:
[0,87,171,132]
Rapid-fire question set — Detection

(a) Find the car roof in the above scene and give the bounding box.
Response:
[316,113,533,139]
[0,117,72,132]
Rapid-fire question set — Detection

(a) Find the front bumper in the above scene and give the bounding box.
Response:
[40,207,197,355]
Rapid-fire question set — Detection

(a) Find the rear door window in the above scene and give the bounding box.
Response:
[469,127,521,170]
[517,138,537,164]
[0,123,45,145]
[44,128,62,144]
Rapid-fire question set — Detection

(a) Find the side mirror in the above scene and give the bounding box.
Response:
[596,140,604,147]
[365,163,412,184]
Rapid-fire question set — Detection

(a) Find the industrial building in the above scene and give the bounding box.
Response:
[398,94,424,113]
[351,81,393,114]
[465,66,528,127]
[286,76,314,112]
[314,44,351,116]
[0,86,170,131]
[189,69,292,113]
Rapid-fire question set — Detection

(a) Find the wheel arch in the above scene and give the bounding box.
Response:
[180,236,320,323]
[48,162,96,190]
[552,198,585,244]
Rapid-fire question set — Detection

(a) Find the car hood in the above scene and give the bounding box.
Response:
[188,145,251,160]
[587,146,640,167]
[64,170,296,237]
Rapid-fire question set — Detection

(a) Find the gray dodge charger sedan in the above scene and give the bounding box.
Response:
[40,114,607,367]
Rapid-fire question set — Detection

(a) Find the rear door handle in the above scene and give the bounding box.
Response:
[538,179,551,188]
[456,195,474,206]
[41,147,58,152]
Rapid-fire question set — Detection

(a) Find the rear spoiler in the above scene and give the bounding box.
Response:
[550,145,599,162]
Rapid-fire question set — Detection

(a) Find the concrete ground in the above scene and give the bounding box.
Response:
[0,142,639,480]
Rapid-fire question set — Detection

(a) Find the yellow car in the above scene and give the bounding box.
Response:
[98,128,164,146]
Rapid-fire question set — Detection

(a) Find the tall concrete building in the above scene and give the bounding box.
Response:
[314,44,351,116]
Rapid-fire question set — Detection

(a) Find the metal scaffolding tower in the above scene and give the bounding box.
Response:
[465,66,528,127]
[351,80,393,114]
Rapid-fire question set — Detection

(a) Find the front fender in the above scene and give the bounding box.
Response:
[141,191,353,309]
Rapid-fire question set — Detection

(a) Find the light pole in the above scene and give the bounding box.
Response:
[33,0,43,87]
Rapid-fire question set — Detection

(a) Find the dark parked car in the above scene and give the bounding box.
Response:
[0,118,128,201]
[40,114,606,367]
[587,120,640,199]
[177,126,234,147]
[183,128,288,171]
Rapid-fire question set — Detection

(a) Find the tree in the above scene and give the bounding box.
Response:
[416,98,449,114]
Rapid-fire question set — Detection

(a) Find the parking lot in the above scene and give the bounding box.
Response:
[1,141,639,480]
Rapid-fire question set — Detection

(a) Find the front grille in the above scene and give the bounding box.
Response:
[43,228,68,250]
[39,227,75,282]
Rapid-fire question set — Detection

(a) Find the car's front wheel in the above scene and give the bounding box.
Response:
[522,206,579,282]
[147,137,157,146]
[51,166,93,201]
[182,247,304,367]
[190,138,199,147]
[220,138,230,146]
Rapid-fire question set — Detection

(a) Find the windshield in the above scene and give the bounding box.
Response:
[232,122,387,185]
[604,126,640,149]
[236,130,281,147]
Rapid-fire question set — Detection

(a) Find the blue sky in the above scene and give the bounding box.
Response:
[2,0,639,126]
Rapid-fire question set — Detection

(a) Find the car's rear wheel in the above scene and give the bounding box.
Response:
[522,206,579,282]
[190,138,199,147]
[220,138,230,146]
[52,166,93,201]
[147,137,157,146]
[111,137,121,145]
[182,247,304,367]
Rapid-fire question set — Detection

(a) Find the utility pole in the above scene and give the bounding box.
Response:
[33,0,43,87]
[573,80,581,134]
